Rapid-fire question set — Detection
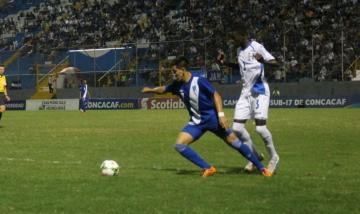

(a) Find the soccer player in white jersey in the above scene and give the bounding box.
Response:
[142,56,272,177]
[218,27,280,174]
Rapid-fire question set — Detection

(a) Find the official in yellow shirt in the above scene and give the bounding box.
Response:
[0,64,11,122]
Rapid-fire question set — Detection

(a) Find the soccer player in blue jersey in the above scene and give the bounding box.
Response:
[142,56,272,177]
[79,79,89,112]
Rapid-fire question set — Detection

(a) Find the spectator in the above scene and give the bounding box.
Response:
[0,0,358,83]
[318,66,327,81]
[273,68,282,83]
[48,75,55,93]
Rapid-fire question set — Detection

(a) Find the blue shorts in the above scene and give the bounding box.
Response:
[182,118,231,141]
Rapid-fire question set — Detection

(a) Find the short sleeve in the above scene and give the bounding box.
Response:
[256,43,275,62]
[165,81,181,95]
[198,77,215,97]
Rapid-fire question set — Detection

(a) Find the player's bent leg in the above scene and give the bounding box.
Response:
[79,100,83,112]
[83,100,88,112]
[255,119,280,173]
[223,132,270,176]
[267,154,280,174]
[254,120,277,158]
[174,131,194,145]
[80,100,87,112]
[0,105,6,121]
[232,120,261,155]
[232,120,252,146]
[174,131,215,176]
[233,121,263,172]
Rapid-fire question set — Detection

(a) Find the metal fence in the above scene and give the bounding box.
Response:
[1,27,359,89]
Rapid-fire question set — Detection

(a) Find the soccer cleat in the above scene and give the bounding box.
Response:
[267,154,280,174]
[202,166,217,177]
[261,168,272,177]
[244,153,265,173]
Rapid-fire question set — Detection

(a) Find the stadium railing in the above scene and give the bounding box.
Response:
[1,28,358,89]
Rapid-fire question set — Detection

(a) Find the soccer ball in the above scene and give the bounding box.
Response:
[100,160,120,176]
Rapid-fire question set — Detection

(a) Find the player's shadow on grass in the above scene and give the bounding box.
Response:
[153,167,200,175]
[218,166,261,176]
[219,166,243,174]
[150,166,259,176]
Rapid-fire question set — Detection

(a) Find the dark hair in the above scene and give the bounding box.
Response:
[0,64,5,68]
[171,56,189,69]
[229,22,248,38]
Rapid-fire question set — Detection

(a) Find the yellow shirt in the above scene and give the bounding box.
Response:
[0,75,7,93]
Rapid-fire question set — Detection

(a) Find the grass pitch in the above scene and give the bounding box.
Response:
[0,109,359,214]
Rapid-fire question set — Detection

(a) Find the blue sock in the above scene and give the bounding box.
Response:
[175,144,211,169]
[231,140,264,171]
[80,100,86,111]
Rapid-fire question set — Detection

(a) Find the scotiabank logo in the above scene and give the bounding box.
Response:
[142,98,185,109]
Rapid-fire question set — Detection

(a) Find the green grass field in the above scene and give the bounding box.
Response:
[0,109,359,214]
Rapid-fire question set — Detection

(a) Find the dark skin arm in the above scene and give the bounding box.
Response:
[218,51,280,67]
[217,53,238,69]
[254,53,281,77]
[254,53,279,66]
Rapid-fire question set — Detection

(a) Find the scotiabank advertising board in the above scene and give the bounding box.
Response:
[140,98,185,109]
[141,96,360,109]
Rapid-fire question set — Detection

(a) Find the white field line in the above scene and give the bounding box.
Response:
[0,157,82,165]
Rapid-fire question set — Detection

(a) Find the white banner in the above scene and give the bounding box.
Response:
[26,99,79,111]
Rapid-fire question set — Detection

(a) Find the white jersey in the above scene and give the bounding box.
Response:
[237,40,275,97]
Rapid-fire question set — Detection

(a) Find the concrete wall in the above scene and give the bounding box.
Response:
[11,81,360,100]
[269,81,360,96]
[56,87,147,99]
[8,89,35,100]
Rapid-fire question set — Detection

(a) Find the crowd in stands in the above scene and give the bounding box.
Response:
[0,0,359,83]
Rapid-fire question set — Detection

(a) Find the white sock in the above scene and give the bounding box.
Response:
[232,122,259,156]
[255,125,278,159]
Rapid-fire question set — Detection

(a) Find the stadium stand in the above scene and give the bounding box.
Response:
[0,0,359,89]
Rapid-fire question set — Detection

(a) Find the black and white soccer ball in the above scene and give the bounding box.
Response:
[100,160,120,176]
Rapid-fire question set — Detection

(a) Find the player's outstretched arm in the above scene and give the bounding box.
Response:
[142,86,166,94]
[254,53,279,65]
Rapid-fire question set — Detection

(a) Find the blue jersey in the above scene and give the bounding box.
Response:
[80,83,89,99]
[165,75,217,125]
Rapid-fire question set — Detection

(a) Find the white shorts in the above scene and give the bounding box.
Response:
[234,94,270,120]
